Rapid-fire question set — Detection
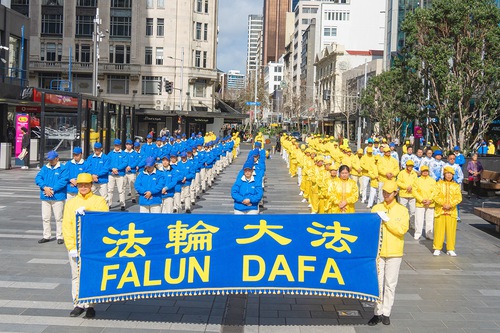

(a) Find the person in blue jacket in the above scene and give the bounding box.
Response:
[159,156,178,213]
[231,161,263,214]
[65,147,89,199]
[453,146,466,168]
[35,150,69,244]
[124,139,139,204]
[141,134,157,158]
[169,153,182,213]
[177,151,195,213]
[134,141,146,173]
[108,139,128,210]
[88,142,110,202]
[135,156,164,213]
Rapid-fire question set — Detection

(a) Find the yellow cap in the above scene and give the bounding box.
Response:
[328,164,337,171]
[443,166,455,175]
[488,139,493,143]
[345,148,352,152]
[382,138,387,143]
[420,165,429,172]
[405,160,414,166]
[300,144,306,150]
[76,173,93,184]
[383,147,391,152]
[366,147,373,153]
[405,140,410,144]
[357,148,363,154]
[382,180,398,193]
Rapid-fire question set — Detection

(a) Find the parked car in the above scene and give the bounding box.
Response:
[290,131,302,141]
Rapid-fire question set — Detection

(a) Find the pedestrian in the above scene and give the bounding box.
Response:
[107,139,128,211]
[20,127,30,169]
[369,181,409,326]
[487,139,496,155]
[134,156,164,213]
[159,156,177,213]
[477,141,488,156]
[34,150,68,244]
[433,166,463,256]
[429,150,445,181]
[413,165,436,239]
[177,151,195,213]
[123,139,139,204]
[65,147,89,200]
[231,161,263,215]
[453,146,466,168]
[88,142,109,203]
[466,153,483,199]
[328,165,358,213]
[62,173,108,318]
[396,159,418,229]
[377,147,400,203]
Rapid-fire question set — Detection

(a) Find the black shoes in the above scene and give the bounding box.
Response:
[57,239,64,245]
[70,307,85,317]
[196,195,200,199]
[186,209,191,214]
[368,315,382,326]
[202,189,205,193]
[38,238,50,244]
[173,209,178,213]
[381,315,390,325]
[84,307,96,319]
[120,206,126,211]
[132,199,136,203]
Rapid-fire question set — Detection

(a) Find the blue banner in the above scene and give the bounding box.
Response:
[76,213,382,304]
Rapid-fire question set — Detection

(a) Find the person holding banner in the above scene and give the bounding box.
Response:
[328,165,358,213]
[231,161,263,214]
[369,181,409,326]
[62,173,108,318]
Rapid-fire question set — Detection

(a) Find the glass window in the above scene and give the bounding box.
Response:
[76,16,93,37]
[43,0,62,5]
[73,74,92,94]
[110,16,131,37]
[195,22,202,40]
[194,82,205,97]
[115,45,125,63]
[203,23,208,41]
[194,50,201,67]
[79,44,91,62]
[77,0,97,6]
[111,0,131,8]
[204,0,209,13]
[156,47,163,65]
[38,73,61,89]
[196,0,202,12]
[46,43,56,61]
[157,0,164,8]
[145,47,152,65]
[146,0,153,7]
[107,75,129,94]
[41,14,63,35]
[203,51,207,68]
[146,18,153,36]
[12,0,30,4]
[157,18,164,36]
[142,76,162,95]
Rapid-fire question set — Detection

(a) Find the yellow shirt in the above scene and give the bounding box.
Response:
[488,143,496,155]
[377,155,400,183]
[350,154,362,176]
[433,180,462,218]
[371,200,409,257]
[396,169,418,198]
[329,178,358,213]
[413,175,437,208]
[62,192,109,252]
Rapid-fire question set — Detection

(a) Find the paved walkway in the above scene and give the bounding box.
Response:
[0,143,499,332]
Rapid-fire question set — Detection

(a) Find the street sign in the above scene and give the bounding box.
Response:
[246,101,261,106]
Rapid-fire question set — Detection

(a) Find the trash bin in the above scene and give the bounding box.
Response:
[0,143,12,170]
[30,139,39,163]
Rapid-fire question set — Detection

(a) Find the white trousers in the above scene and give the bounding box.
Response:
[162,197,174,213]
[66,192,77,201]
[206,168,214,187]
[399,197,416,228]
[234,209,259,215]
[108,175,125,207]
[297,167,302,187]
[200,168,207,191]
[361,176,370,202]
[92,183,108,203]
[378,182,385,203]
[367,186,378,207]
[173,192,181,211]
[415,207,434,239]
[181,186,191,210]
[375,257,402,317]
[139,205,161,213]
[41,200,64,240]
[190,173,200,199]
[68,252,92,308]
[124,173,137,198]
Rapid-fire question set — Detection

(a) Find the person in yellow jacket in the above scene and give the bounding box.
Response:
[396,159,418,230]
[413,165,436,240]
[62,173,108,318]
[328,165,359,213]
[432,166,462,256]
[232,132,241,158]
[487,139,496,155]
[369,181,409,326]
[309,156,324,213]
[366,148,380,208]
[377,146,400,203]
[402,140,410,155]
[350,148,362,187]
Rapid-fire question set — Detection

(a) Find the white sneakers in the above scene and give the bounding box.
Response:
[21,166,29,169]
[433,250,441,256]
[299,191,303,196]
[301,198,307,203]
[447,251,457,257]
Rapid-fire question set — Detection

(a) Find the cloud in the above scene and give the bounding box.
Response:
[217,0,262,74]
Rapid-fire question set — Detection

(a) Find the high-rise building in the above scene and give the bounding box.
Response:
[12,0,219,115]
[263,0,291,65]
[226,70,246,90]
[246,14,263,80]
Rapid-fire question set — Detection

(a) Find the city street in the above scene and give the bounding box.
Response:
[0,143,499,332]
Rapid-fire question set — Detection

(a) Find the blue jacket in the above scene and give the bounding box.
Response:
[455,153,466,167]
[88,153,110,184]
[135,149,147,173]
[161,167,178,198]
[135,169,165,206]
[170,163,183,192]
[108,150,128,176]
[35,162,69,201]
[231,174,263,212]
[124,150,139,174]
[177,159,195,186]
[65,159,90,194]
[141,143,158,159]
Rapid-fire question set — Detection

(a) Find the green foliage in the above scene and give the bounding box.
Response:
[400,0,500,150]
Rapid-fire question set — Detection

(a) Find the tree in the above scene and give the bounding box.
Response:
[360,67,420,141]
[401,0,500,151]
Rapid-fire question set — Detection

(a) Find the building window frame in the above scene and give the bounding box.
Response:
[146,18,154,36]
[157,18,164,36]
[107,75,130,94]
[145,47,153,65]
[75,15,93,37]
[156,47,164,65]
[110,16,132,37]
[41,14,63,35]
[142,76,162,95]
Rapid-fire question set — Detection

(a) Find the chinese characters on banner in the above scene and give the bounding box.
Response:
[77,213,382,305]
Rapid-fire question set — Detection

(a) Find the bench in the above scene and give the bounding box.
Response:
[474,207,500,232]
[463,170,500,196]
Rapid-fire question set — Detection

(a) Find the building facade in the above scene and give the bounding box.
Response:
[246,14,263,81]
[262,0,291,65]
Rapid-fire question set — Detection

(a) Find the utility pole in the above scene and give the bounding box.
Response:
[254,67,258,131]
[357,59,367,150]
[92,9,102,97]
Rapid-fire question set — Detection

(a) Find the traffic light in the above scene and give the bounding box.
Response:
[157,81,162,92]
[164,80,173,94]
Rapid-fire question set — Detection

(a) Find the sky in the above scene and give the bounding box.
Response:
[217,0,263,74]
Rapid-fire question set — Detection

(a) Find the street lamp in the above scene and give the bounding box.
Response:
[92,9,106,97]
[167,47,184,111]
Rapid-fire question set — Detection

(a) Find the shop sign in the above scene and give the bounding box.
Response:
[16,106,41,113]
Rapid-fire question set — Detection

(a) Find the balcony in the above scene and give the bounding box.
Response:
[30,61,141,76]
